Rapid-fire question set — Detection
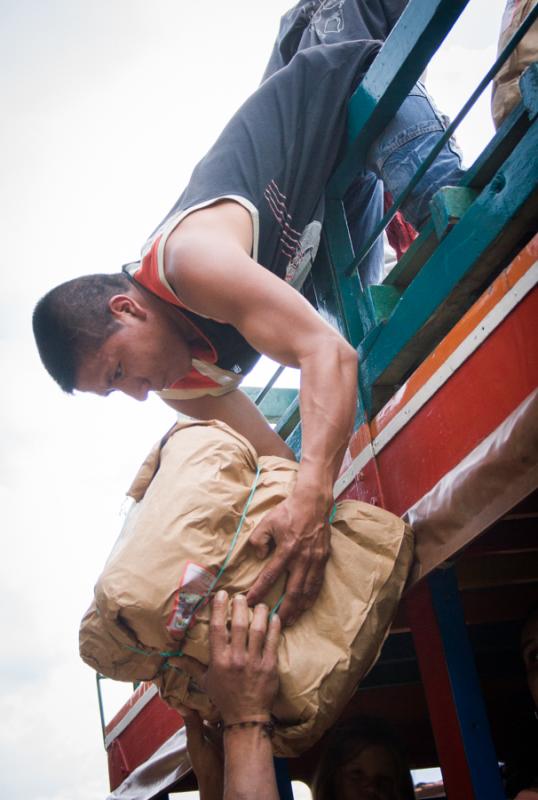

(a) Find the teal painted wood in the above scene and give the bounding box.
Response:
[328,0,470,198]
[357,324,385,363]
[345,14,538,282]
[520,61,538,119]
[309,233,349,340]
[275,395,300,441]
[383,219,438,290]
[252,365,285,406]
[242,387,298,423]
[320,198,366,346]
[360,117,538,414]
[285,422,303,460]
[275,204,362,447]
[465,64,538,190]
[385,89,537,291]
[430,187,479,240]
[276,396,369,462]
[359,284,402,332]
[272,15,538,437]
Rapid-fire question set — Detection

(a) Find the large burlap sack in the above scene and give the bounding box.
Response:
[80,419,413,756]
[491,0,538,128]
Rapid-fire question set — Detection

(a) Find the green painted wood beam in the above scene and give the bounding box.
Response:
[360,116,538,415]
[520,61,538,120]
[286,423,303,459]
[276,395,370,461]
[430,187,479,240]
[242,387,298,423]
[382,219,438,290]
[385,72,538,291]
[275,395,300,441]
[328,0,469,199]
[358,284,402,335]
[321,198,366,345]
[309,239,349,340]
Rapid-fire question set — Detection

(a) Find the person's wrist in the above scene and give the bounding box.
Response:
[292,476,333,515]
[222,718,275,739]
[197,773,224,791]
[221,714,271,726]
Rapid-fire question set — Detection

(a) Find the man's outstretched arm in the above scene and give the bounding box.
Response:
[177,591,281,800]
[164,202,358,625]
[209,592,281,800]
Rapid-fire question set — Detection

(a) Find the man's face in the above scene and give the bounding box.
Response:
[76,294,192,400]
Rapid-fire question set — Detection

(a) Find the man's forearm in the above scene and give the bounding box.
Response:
[296,336,358,503]
[244,333,358,622]
[223,726,279,800]
[198,773,225,800]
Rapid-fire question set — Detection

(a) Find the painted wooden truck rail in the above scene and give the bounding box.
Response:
[100,1,538,797]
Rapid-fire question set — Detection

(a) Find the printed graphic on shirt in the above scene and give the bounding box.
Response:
[311,0,346,37]
[264,179,303,261]
[166,561,216,640]
[264,179,322,288]
[285,220,322,288]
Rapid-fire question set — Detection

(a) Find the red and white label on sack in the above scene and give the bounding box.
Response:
[166,561,216,640]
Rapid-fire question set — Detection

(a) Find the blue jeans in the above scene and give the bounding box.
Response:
[345,81,465,287]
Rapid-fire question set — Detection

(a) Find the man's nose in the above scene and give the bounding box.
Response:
[120,380,149,402]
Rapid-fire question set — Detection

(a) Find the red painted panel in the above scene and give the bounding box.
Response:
[372,235,538,440]
[377,289,538,516]
[338,459,380,504]
[107,693,183,790]
[105,682,154,736]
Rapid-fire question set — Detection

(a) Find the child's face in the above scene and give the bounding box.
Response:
[337,744,401,800]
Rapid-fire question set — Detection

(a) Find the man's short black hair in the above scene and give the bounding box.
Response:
[32,272,132,393]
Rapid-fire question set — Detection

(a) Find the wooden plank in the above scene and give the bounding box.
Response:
[406,570,506,799]
[385,68,538,291]
[360,118,538,415]
[329,0,470,196]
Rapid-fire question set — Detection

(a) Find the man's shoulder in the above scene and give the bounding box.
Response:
[167,200,254,254]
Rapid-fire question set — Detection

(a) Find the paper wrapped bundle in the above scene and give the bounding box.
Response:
[80,420,413,756]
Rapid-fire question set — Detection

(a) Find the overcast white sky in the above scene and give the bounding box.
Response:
[1,1,507,798]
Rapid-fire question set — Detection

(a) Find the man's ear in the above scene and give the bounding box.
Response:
[108,294,148,321]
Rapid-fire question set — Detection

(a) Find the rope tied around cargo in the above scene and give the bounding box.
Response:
[161,463,263,658]
[268,503,336,619]
[124,464,262,663]
[124,470,338,663]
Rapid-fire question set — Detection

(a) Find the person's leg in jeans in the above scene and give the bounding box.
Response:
[367,81,465,232]
[343,172,386,287]
[343,80,465,288]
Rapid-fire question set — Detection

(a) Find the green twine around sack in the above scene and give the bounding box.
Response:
[125,464,262,663]
[269,502,337,619]
[124,474,338,662]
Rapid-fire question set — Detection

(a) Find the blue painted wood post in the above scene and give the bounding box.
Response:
[406,567,506,799]
[274,757,294,800]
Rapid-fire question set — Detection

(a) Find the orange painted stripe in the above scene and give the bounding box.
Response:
[348,421,372,459]
[371,233,538,438]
